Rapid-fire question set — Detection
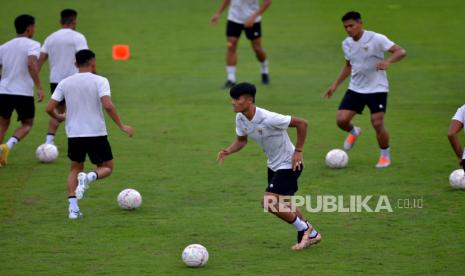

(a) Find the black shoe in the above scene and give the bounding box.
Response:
[261,73,270,85]
[223,80,236,89]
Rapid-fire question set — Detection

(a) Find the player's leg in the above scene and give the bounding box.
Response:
[224,21,242,88]
[45,83,63,144]
[76,136,114,199]
[0,95,14,166]
[246,22,269,84]
[337,90,364,150]
[367,93,390,168]
[68,161,84,219]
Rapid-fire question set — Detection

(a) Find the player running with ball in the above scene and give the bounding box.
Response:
[218,82,321,250]
[46,49,133,219]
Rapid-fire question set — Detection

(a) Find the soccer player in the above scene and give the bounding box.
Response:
[448,105,465,170]
[211,0,272,88]
[38,9,88,145]
[217,83,321,250]
[0,14,44,167]
[324,11,406,168]
[45,49,133,219]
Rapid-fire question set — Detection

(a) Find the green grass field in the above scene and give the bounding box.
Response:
[1,0,465,274]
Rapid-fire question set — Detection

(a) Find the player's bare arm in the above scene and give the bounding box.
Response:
[448,119,464,164]
[101,96,134,137]
[376,44,407,70]
[324,60,351,98]
[217,135,248,163]
[27,55,44,102]
[289,117,308,171]
[211,0,231,26]
[45,99,65,122]
[37,52,48,72]
[244,0,272,28]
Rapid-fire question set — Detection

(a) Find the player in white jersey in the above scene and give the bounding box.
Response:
[448,105,465,170]
[218,83,321,250]
[38,9,88,146]
[0,14,44,167]
[45,50,133,219]
[211,0,272,88]
[324,11,406,168]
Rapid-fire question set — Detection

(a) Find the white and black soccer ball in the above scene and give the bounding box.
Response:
[449,169,465,189]
[36,143,59,163]
[325,149,348,168]
[117,189,142,209]
[182,244,209,268]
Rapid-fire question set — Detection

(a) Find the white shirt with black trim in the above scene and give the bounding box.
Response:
[228,0,261,24]
[235,107,294,171]
[342,30,395,94]
[0,37,41,97]
[52,72,110,138]
[41,28,88,83]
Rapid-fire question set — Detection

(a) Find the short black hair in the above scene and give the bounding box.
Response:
[341,11,362,22]
[14,14,35,34]
[75,49,95,66]
[230,82,256,103]
[61,9,77,25]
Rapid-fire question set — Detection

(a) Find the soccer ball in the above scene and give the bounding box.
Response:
[36,144,59,163]
[117,189,142,209]
[182,244,209,268]
[325,149,348,168]
[449,169,465,189]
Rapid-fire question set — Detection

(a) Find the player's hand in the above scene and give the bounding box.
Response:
[217,148,230,164]
[120,124,134,137]
[292,151,304,171]
[37,88,44,102]
[211,14,220,26]
[244,17,255,28]
[323,84,337,99]
[376,60,391,70]
[56,113,66,122]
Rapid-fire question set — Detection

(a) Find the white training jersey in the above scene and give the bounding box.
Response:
[0,37,41,97]
[228,0,261,24]
[342,30,395,94]
[41,28,88,83]
[236,107,294,171]
[452,105,465,159]
[52,72,110,138]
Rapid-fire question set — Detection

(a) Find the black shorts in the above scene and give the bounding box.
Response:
[226,20,262,40]
[0,94,35,121]
[68,136,113,164]
[50,83,65,105]
[339,89,388,114]
[266,167,303,196]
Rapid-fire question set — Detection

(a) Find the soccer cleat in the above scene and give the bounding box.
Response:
[68,208,83,220]
[75,172,89,200]
[343,127,361,151]
[261,73,270,85]
[223,80,236,89]
[376,156,391,168]
[292,226,322,251]
[0,144,10,167]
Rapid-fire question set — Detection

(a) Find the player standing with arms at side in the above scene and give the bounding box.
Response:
[324,11,406,168]
[46,49,133,219]
[0,14,44,167]
[38,9,88,145]
[211,0,272,88]
[218,83,321,250]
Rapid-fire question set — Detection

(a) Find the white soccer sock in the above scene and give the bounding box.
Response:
[226,66,236,82]
[260,60,269,74]
[381,147,390,159]
[68,197,79,212]
[292,216,308,231]
[6,136,19,150]
[87,171,98,183]
[45,133,55,144]
[350,126,360,136]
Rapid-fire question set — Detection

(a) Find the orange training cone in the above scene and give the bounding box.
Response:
[112,45,130,60]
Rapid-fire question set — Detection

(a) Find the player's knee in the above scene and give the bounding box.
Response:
[262,195,278,213]
[227,41,237,51]
[336,117,350,129]
[371,118,384,131]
